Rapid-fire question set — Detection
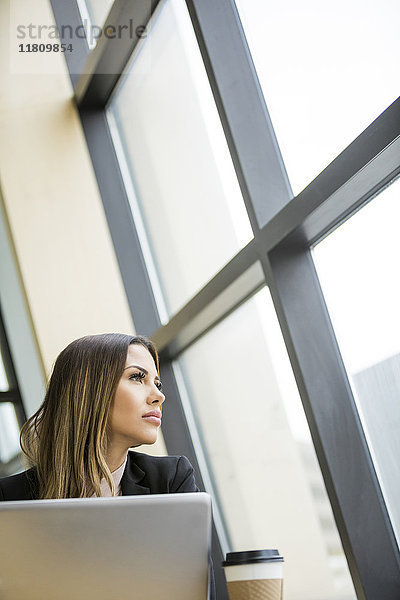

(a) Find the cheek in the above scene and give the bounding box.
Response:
[112,386,141,422]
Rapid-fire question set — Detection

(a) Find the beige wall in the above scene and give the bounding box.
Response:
[0,0,166,455]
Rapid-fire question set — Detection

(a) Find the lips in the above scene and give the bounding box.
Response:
[142,410,162,426]
[142,410,162,419]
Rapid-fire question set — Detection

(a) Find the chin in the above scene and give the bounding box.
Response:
[134,434,158,446]
[145,435,158,445]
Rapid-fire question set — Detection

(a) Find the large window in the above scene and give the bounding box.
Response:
[178,288,355,599]
[109,0,252,318]
[52,0,400,597]
[0,314,25,477]
[0,187,45,476]
[234,0,400,194]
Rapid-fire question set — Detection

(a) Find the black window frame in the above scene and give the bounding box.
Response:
[49,1,400,597]
[0,306,26,475]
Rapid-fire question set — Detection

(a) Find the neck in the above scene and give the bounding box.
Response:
[106,447,128,473]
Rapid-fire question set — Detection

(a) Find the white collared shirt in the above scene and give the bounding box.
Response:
[91,457,127,497]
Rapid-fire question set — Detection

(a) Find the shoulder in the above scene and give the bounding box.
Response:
[127,451,199,494]
[0,468,38,501]
[128,450,191,473]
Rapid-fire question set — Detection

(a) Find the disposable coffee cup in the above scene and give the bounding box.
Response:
[223,549,284,600]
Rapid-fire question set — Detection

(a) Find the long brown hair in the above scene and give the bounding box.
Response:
[20,333,159,499]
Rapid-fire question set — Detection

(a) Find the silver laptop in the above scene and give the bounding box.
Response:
[0,492,211,600]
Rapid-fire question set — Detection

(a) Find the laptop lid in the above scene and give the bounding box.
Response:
[0,492,211,600]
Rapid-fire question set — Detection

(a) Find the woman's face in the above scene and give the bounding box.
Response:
[108,344,165,450]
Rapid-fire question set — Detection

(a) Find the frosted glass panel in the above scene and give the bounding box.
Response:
[178,288,355,600]
[110,0,253,317]
[235,0,400,194]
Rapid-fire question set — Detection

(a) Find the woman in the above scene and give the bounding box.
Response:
[0,333,198,500]
[0,333,216,597]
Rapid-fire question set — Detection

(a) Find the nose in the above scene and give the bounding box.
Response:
[148,385,165,406]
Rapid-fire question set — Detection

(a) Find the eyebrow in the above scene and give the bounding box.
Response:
[124,364,161,381]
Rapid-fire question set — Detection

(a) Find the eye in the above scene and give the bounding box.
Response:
[129,371,146,383]
[155,380,163,391]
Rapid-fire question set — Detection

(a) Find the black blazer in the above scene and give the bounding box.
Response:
[0,451,199,501]
[0,451,216,598]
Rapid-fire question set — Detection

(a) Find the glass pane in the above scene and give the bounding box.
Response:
[235,0,400,195]
[178,288,355,599]
[79,0,114,28]
[313,176,400,549]
[0,350,9,392]
[76,0,115,48]
[0,403,20,463]
[110,0,253,318]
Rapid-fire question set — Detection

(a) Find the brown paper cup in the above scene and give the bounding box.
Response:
[223,550,283,600]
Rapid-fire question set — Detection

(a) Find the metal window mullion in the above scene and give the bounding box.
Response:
[49,0,90,86]
[76,0,161,107]
[51,0,292,237]
[78,107,161,335]
[0,309,26,427]
[256,97,400,250]
[0,391,19,404]
[153,239,261,356]
[184,0,292,232]
[152,119,400,360]
[261,239,400,600]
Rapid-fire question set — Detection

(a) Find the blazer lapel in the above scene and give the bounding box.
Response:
[120,452,150,496]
